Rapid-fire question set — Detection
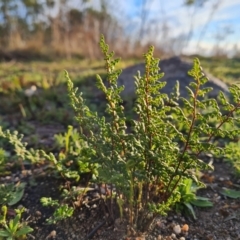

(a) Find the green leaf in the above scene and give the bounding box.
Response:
[184,202,196,220]
[0,230,10,237]
[11,214,21,233]
[191,197,213,207]
[40,197,59,207]
[8,183,26,206]
[220,188,240,199]
[15,226,33,236]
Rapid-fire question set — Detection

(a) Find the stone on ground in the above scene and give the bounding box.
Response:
[118,56,229,100]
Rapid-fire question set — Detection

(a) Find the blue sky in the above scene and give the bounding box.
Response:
[73,0,240,56]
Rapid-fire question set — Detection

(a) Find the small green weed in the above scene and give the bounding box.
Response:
[0,128,42,165]
[175,178,213,219]
[40,197,74,224]
[225,141,240,176]
[0,183,26,207]
[41,125,98,181]
[0,206,33,240]
[0,148,9,174]
[40,183,95,224]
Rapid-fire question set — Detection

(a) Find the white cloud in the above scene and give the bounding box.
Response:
[69,0,240,55]
[135,0,240,55]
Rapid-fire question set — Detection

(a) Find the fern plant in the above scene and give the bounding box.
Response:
[65,36,240,233]
[66,36,240,235]
[1,36,240,236]
[0,206,33,240]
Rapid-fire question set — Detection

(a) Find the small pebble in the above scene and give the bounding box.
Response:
[171,233,176,239]
[92,192,100,198]
[14,177,20,182]
[46,230,56,239]
[215,195,221,201]
[35,211,42,217]
[100,187,106,194]
[182,224,189,232]
[206,153,213,158]
[157,235,162,240]
[17,205,24,210]
[179,237,185,240]
[173,224,181,234]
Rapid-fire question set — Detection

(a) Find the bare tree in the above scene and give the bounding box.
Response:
[195,0,224,50]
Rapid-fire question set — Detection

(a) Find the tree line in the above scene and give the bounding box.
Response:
[0,0,237,60]
[0,0,131,59]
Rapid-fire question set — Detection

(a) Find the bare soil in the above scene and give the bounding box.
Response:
[2,155,240,240]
